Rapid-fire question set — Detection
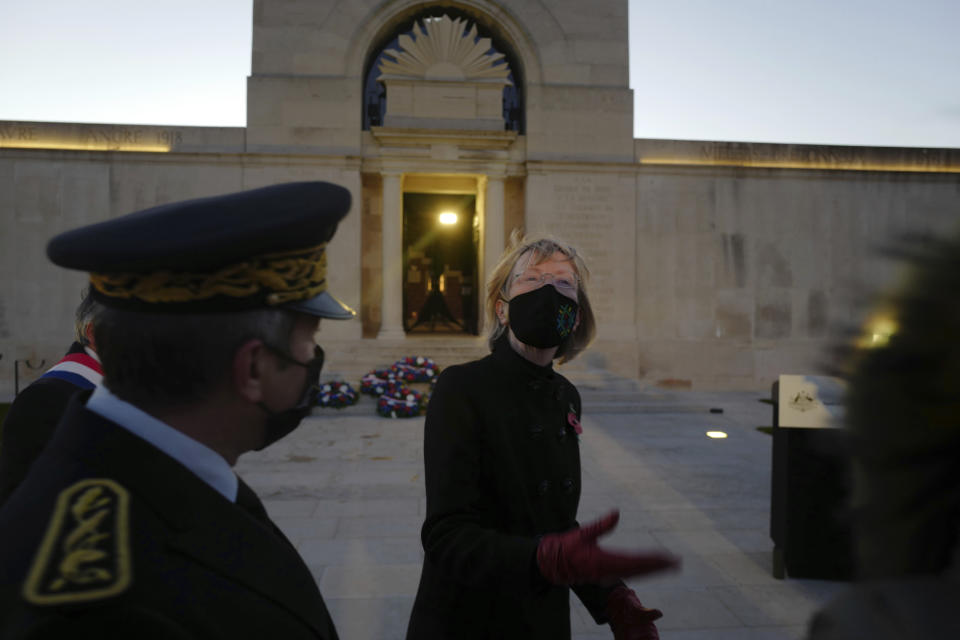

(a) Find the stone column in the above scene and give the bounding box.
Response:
[481,174,505,333]
[378,171,406,340]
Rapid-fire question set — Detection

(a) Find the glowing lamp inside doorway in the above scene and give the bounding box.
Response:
[438,212,458,225]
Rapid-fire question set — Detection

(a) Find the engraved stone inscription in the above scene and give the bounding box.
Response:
[157,130,183,146]
[82,127,145,147]
[0,122,184,151]
[0,124,39,141]
[549,174,619,319]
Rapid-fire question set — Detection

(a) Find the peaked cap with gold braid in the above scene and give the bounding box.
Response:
[46,182,355,318]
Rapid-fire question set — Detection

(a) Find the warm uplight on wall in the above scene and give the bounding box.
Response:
[857,311,897,349]
[0,123,177,152]
[0,139,171,152]
[706,431,728,439]
[638,156,960,174]
[438,212,458,225]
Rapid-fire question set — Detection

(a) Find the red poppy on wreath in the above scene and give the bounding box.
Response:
[390,356,439,383]
[376,387,425,418]
[360,369,398,396]
[316,381,359,409]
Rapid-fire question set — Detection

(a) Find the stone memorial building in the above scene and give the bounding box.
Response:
[2,0,959,395]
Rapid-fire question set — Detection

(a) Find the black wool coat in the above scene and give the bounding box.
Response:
[0,343,90,507]
[406,338,613,640]
[0,395,338,640]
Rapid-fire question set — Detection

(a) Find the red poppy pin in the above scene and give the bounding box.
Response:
[567,411,582,435]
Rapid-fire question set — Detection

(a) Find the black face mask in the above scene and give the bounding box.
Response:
[256,344,324,450]
[507,285,579,349]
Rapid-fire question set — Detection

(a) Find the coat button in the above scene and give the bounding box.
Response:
[561,478,575,494]
[537,480,551,496]
[529,424,544,439]
[557,427,566,442]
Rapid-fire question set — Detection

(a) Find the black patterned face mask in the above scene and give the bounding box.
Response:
[507,285,579,349]
[256,344,324,450]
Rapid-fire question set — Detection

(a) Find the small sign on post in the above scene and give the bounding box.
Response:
[770,373,854,581]
[777,374,846,429]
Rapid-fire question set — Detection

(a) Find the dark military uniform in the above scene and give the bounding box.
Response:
[0,394,338,639]
[0,342,99,507]
[406,336,613,639]
[0,181,356,639]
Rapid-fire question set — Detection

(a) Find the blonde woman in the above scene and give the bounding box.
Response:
[406,233,677,640]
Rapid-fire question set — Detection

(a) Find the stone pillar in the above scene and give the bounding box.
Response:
[482,174,505,333]
[378,172,406,340]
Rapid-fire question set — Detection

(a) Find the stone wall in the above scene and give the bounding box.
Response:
[2,1,960,395]
[628,139,960,389]
[248,0,633,160]
[0,128,365,396]
[3,127,959,395]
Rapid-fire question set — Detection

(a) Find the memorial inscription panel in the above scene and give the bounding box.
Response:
[528,172,635,337]
[0,122,241,153]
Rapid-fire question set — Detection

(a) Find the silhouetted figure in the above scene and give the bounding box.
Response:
[808,232,960,639]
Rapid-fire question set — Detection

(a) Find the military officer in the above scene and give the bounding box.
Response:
[0,182,355,639]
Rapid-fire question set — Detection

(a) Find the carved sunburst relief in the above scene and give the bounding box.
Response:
[378,15,512,83]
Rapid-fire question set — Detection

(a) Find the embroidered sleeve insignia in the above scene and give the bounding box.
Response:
[23,479,132,605]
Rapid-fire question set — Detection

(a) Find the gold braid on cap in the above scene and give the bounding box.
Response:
[89,243,328,306]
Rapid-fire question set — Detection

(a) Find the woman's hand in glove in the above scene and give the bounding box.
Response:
[536,510,679,585]
[606,584,663,640]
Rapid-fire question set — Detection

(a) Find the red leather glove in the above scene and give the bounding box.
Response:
[536,510,678,585]
[606,585,663,640]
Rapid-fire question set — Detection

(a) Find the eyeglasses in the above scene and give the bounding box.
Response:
[263,343,325,373]
[263,343,325,408]
[511,270,578,293]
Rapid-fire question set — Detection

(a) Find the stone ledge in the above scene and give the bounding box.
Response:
[635,138,960,173]
[370,126,517,150]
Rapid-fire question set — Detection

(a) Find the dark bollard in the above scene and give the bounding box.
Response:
[769,375,854,581]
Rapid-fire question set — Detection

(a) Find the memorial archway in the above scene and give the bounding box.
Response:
[402,191,479,334]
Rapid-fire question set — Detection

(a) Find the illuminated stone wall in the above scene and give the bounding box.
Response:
[631,140,960,388]
[1,0,959,393]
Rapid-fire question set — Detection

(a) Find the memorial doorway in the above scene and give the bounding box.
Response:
[402,191,479,334]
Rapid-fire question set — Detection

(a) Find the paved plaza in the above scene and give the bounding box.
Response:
[236,388,848,640]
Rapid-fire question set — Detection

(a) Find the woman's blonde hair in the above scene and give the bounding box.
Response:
[485,230,596,364]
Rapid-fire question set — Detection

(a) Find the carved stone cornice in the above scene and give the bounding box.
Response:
[370,126,517,150]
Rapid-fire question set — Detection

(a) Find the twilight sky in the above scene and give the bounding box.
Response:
[1,0,957,148]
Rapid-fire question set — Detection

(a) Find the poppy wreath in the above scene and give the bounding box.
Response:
[315,381,359,409]
[376,387,425,418]
[360,369,398,396]
[390,356,440,383]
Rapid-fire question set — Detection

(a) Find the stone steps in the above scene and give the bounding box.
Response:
[312,387,711,419]
[315,338,709,417]
[570,374,710,415]
[319,336,489,383]
[580,395,710,414]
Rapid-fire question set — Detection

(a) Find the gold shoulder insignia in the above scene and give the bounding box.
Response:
[23,478,132,605]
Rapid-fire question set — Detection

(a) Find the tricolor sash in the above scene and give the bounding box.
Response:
[40,349,103,390]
